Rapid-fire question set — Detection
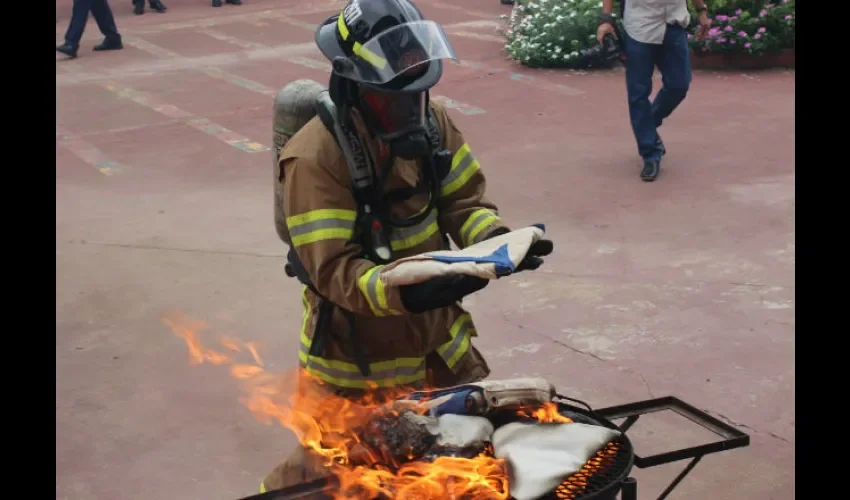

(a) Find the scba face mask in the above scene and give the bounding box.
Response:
[359,87,430,160]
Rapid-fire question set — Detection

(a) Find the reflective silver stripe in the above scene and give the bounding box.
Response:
[441,150,477,191]
[439,322,472,368]
[390,209,438,251]
[300,353,427,381]
[288,217,355,238]
[461,210,495,245]
[357,265,400,316]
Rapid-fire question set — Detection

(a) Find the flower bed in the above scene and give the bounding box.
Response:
[688,0,795,68]
[502,0,622,69]
[502,0,795,70]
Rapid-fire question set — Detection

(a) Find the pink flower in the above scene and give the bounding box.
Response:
[760,9,767,16]
[754,33,762,39]
[729,16,738,21]
[766,3,774,7]
[785,15,792,20]
[717,37,727,43]
[745,42,752,48]
[724,25,733,32]
[687,33,692,39]
[730,40,736,44]
[735,9,742,15]
[716,15,728,21]
[708,27,720,36]
[758,27,766,33]
[738,31,748,37]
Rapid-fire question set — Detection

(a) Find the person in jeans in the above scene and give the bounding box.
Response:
[56,0,123,59]
[132,0,167,15]
[597,0,711,181]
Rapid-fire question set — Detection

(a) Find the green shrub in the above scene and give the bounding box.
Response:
[502,0,621,69]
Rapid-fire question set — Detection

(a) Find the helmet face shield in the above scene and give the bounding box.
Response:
[334,20,457,86]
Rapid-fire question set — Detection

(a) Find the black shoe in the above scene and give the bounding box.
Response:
[641,159,660,182]
[93,38,123,51]
[225,0,242,4]
[150,1,167,12]
[212,0,222,6]
[56,43,78,58]
[133,0,144,14]
[501,0,515,4]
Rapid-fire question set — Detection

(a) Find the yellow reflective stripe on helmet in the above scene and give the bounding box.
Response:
[357,266,402,316]
[390,209,439,251]
[459,208,502,247]
[441,143,481,197]
[337,13,388,70]
[437,313,475,369]
[286,208,356,247]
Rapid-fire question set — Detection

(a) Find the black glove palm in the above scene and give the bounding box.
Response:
[483,227,553,273]
[400,274,489,314]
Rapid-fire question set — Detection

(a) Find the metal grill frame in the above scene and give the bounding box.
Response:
[237,395,751,500]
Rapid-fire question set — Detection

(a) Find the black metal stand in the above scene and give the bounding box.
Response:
[595,396,751,500]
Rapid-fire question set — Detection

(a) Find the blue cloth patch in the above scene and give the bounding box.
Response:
[427,243,515,275]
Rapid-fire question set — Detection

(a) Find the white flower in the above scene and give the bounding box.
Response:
[570,51,579,57]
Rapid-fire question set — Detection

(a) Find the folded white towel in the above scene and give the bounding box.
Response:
[492,422,622,500]
[380,225,546,287]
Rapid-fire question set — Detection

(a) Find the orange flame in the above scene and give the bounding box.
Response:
[165,312,617,500]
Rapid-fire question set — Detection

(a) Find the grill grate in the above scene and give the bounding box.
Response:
[548,438,631,500]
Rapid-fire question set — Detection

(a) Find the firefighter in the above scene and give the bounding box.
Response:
[260,0,553,492]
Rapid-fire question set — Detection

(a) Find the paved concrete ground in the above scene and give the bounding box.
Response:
[56,1,795,499]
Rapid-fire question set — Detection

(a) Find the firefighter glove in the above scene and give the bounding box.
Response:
[483,227,553,273]
[515,238,554,272]
[400,274,489,314]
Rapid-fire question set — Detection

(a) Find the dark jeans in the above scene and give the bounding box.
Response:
[623,24,692,162]
[64,0,121,50]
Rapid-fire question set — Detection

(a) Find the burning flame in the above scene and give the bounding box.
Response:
[165,312,617,499]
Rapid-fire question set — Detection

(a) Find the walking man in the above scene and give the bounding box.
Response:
[56,0,123,59]
[132,0,167,15]
[597,0,711,181]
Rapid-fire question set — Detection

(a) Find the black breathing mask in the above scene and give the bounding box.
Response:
[357,87,430,160]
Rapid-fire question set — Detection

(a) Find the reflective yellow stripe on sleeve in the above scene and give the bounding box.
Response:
[357,265,402,317]
[437,313,476,369]
[259,482,266,493]
[441,143,481,197]
[459,208,503,247]
[286,208,356,247]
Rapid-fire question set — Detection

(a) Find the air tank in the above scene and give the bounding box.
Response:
[272,79,326,243]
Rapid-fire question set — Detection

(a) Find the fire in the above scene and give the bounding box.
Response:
[517,402,574,424]
[165,312,616,500]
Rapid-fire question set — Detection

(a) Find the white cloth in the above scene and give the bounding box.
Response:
[623,0,691,45]
[492,422,622,500]
[426,414,495,447]
[379,225,546,287]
